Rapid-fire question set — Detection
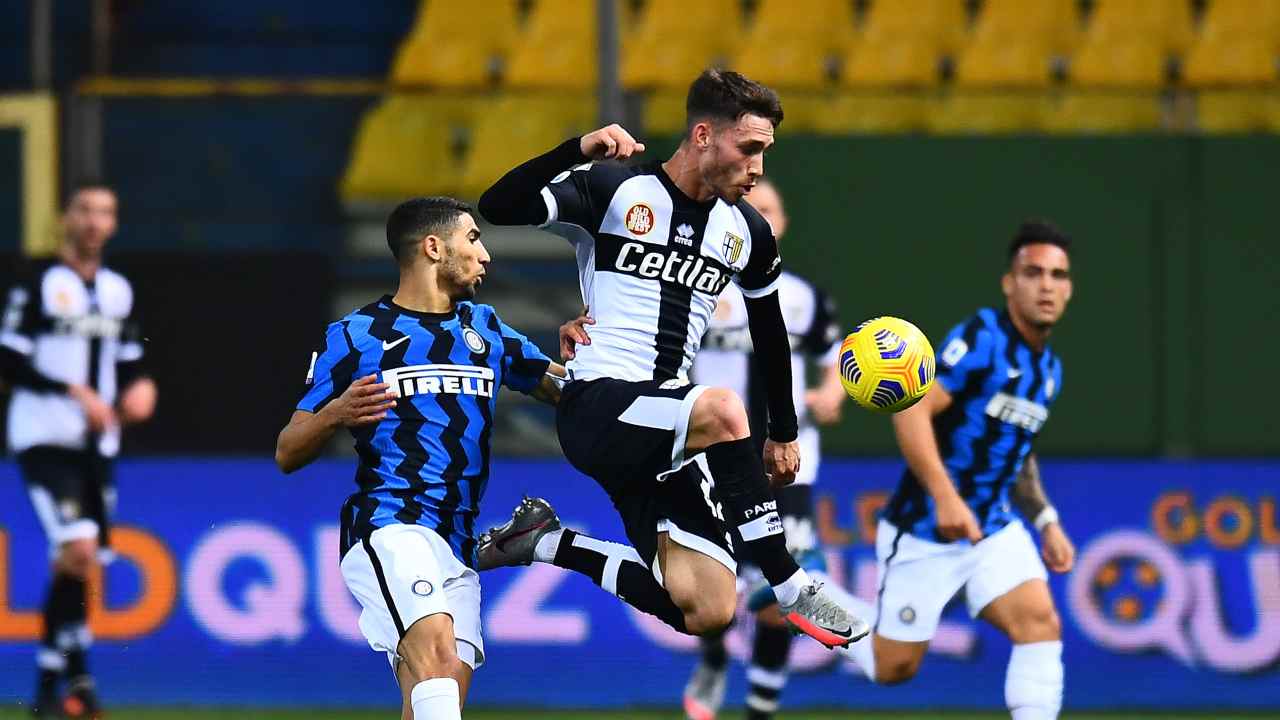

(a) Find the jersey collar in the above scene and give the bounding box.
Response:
[381,295,456,323]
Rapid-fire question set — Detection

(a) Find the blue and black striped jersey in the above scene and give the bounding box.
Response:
[883,307,1063,541]
[298,296,551,566]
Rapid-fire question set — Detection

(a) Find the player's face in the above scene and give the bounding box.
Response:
[1003,243,1073,329]
[703,113,774,204]
[63,188,118,257]
[440,213,489,301]
[744,181,787,240]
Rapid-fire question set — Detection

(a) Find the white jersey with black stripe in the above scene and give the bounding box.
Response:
[692,272,842,485]
[1,261,142,456]
[540,161,783,383]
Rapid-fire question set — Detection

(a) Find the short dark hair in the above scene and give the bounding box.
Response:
[1008,219,1071,265]
[386,196,473,265]
[686,69,784,133]
[64,178,115,209]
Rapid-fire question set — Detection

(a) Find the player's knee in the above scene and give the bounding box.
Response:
[876,654,923,685]
[399,618,459,681]
[685,597,736,636]
[691,388,750,444]
[1012,604,1062,643]
[58,539,98,578]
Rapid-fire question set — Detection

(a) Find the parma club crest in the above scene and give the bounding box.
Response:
[722,231,744,264]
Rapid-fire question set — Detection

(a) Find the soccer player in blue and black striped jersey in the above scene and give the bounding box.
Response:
[274,197,564,720]
[840,221,1077,720]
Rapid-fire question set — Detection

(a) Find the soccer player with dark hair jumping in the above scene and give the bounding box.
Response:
[838,220,1078,720]
[1,180,157,718]
[475,69,866,649]
[275,197,566,720]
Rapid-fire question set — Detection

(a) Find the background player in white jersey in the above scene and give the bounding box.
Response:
[563,177,848,718]
[839,222,1078,720]
[0,180,158,718]
[476,69,865,649]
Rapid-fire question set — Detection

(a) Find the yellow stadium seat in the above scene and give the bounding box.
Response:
[808,91,936,133]
[392,1,521,88]
[1086,0,1195,55]
[844,37,944,87]
[458,94,596,199]
[859,0,969,56]
[731,0,857,89]
[1041,91,1165,132]
[954,0,1079,88]
[955,41,1058,87]
[1198,0,1280,50]
[1195,89,1277,131]
[1184,36,1278,86]
[506,0,602,90]
[1071,36,1167,87]
[929,91,1049,133]
[341,95,485,202]
[643,90,688,135]
[621,0,741,90]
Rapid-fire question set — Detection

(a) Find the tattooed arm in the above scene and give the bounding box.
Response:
[1013,454,1075,573]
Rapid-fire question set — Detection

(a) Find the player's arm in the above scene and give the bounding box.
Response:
[275,375,397,474]
[0,282,117,430]
[892,381,984,542]
[115,305,156,425]
[745,292,800,485]
[801,288,845,425]
[529,362,568,406]
[1012,453,1075,572]
[477,125,643,226]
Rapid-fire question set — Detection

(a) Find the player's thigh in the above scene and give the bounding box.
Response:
[966,520,1058,642]
[19,447,102,568]
[872,520,972,646]
[872,634,931,685]
[656,533,736,627]
[556,378,709,488]
[684,386,749,452]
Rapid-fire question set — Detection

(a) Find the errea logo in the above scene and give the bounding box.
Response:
[382,364,495,399]
[675,223,695,246]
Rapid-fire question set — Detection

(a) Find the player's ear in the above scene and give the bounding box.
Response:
[423,234,443,261]
[1000,270,1014,297]
[692,120,713,150]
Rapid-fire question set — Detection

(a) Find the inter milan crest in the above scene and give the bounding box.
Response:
[463,327,487,354]
[722,231,744,264]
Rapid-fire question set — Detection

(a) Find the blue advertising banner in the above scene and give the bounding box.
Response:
[1,458,1277,710]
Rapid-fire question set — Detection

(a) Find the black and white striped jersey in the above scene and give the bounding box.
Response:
[692,272,841,485]
[1,261,143,457]
[540,161,783,383]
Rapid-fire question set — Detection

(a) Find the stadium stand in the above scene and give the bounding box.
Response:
[621,0,740,90]
[506,0,605,89]
[730,0,858,89]
[457,93,596,199]
[1184,0,1280,131]
[390,0,521,88]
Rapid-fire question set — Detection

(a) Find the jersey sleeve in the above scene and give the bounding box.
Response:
[542,161,629,234]
[934,316,994,395]
[297,322,359,413]
[799,286,842,360]
[734,204,783,298]
[495,317,552,394]
[0,276,41,355]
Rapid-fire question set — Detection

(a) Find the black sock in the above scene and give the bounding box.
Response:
[699,627,729,671]
[64,575,89,679]
[553,529,689,634]
[37,573,83,697]
[704,439,799,587]
[745,621,793,719]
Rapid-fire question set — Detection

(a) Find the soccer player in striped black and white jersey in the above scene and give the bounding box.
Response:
[476,70,866,651]
[1,180,157,718]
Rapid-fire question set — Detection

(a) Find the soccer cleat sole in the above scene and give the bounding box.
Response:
[784,612,870,649]
[683,695,717,720]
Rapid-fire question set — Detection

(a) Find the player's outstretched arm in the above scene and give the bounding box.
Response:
[477,125,644,226]
[275,374,396,474]
[744,292,801,486]
[1013,454,1075,572]
[529,363,569,406]
[892,384,983,542]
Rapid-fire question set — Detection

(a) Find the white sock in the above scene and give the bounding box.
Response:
[533,527,564,564]
[411,677,461,720]
[834,592,879,682]
[1005,641,1063,720]
[772,568,811,607]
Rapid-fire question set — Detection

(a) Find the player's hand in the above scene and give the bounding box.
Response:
[935,492,983,543]
[558,306,595,361]
[69,384,117,433]
[805,389,843,425]
[763,439,800,488]
[1040,523,1076,573]
[580,124,645,161]
[323,374,398,427]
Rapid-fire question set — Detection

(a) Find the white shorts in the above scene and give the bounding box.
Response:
[340,523,485,671]
[874,518,1047,643]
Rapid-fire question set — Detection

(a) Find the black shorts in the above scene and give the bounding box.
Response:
[557,378,735,575]
[18,446,115,553]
